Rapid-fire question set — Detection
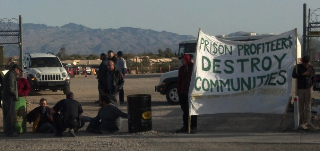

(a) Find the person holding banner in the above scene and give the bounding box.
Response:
[176,54,197,134]
[292,55,319,131]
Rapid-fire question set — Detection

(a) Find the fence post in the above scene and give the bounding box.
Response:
[293,96,299,129]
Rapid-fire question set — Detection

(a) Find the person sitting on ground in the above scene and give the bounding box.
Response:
[86,94,128,134]
[26,98,55,133]
[52,92,84,137]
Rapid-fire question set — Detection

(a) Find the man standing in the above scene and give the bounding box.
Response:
[107,50,117,65]
[96,53,108,103]
[116,51,127,104]
[100,61,124,107]
[292,55,319,131]
[175,54,197,134]
[26,98,55,133]
[2,64,21,137]
[52,92,83,137]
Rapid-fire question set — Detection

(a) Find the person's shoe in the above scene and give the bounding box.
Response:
[299,123,308,130]
[175,126,187,133]
[308,123,319,131]
[6,132,18,137]
[190,127,197,134]
[68,129,76,137]
[55,132,63,137]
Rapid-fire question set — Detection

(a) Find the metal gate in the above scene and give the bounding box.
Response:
[0,15,23,70]
[303,5,320,99]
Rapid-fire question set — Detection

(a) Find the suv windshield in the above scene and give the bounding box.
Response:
[30,57,62,68]
[178,43,196,59]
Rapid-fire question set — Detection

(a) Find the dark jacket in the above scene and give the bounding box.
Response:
[292,64,315,89]
[53,99,83,120]
[97,59,108,81]
[178,62,194,94]
[26,106,54,125]
[2,70,18,101]
[108,56,118,65]
[100,69,124,94]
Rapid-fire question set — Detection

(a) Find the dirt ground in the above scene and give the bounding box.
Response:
[0,74,320,151]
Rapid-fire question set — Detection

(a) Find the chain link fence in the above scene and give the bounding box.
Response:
[0,17,22,71]
[307,8,320,99]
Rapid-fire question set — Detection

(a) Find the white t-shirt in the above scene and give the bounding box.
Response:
[115,58,127,75]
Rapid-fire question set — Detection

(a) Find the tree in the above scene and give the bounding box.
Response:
[164,48,174,58]
[57,47,68,60]
[158,49,164,57]
[86,54,99,60]
[67,54,84,60]
[141,56,150,66]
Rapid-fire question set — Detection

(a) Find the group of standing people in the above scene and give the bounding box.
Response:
[96,50,127,106]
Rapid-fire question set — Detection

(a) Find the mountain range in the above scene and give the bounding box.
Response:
[22,23,196,55]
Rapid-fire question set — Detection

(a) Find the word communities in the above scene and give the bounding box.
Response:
[194,70,287,92]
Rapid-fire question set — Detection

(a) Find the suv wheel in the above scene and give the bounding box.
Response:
[166,84,179,105]
[63,84,71,94]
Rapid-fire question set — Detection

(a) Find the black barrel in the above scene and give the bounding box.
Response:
[127,94,152,133]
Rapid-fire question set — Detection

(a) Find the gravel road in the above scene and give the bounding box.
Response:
[0,74,320,151]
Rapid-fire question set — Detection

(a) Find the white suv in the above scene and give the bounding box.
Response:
[23,53,70,94]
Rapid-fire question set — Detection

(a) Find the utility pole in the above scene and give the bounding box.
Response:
[303,3,307,57]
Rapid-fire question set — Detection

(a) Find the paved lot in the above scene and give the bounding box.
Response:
[0,74,320,150]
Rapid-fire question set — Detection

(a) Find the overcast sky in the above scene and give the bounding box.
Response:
[1,0,320,37]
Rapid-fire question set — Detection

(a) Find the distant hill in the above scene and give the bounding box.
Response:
[22,23,196,55]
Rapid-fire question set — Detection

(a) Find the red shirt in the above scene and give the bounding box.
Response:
[17,78,30,96]
[177,62,194,94]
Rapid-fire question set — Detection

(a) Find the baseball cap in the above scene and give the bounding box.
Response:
[12,64,22,71]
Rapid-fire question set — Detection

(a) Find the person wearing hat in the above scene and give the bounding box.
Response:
[107,50,117,65]
[175,54,197,134]
[2,63,22,137]
[115,51,127,104]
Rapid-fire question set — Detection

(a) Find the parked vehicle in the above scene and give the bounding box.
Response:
[85,66,92,75]
[23,52,71,95]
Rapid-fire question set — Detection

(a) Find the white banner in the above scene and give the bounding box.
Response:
[189,29,297,115]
